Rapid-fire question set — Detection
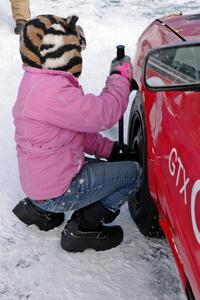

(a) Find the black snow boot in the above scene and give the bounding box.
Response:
[12,198,65,231]
[61,202,123,252]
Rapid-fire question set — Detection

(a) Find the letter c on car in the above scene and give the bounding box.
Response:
[191,180,200,244]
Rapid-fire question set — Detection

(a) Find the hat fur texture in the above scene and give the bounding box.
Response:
[20,14,86,77]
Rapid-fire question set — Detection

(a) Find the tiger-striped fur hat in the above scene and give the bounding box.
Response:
[20,14,86,77]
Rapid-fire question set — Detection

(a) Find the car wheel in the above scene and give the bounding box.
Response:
[128,91,163,238]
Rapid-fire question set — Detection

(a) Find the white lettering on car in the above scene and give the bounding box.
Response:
[169,147,177,176]
[168,147,200,244]
[191,180,200,244]
[168,147,190,204]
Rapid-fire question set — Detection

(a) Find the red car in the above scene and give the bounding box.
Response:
[127,13,200,299]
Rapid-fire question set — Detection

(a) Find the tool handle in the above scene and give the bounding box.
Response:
[116,45,125,60]
[116,45,125,148]
[119,117,124,149]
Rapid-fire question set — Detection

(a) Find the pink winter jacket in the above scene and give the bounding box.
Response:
[12,66,130,200]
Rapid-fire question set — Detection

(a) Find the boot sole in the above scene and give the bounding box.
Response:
[12,200,65,231]
[12,202,35,226]
[60,227,123,252]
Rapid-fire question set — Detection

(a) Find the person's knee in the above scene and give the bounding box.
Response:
[126,160,143,184]
[135,162,143,184]
[124,160,142,173]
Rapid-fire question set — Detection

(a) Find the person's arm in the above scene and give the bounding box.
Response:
[83,132,114,159]
[44,74,130,133]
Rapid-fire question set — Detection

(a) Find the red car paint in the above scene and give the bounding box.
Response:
[132,13,200,298]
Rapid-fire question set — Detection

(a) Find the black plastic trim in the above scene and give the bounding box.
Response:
[156,18,186,42]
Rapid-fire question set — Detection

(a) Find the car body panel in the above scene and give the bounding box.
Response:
[132,19,182,90]
[160,14,200,41]
[131,13,200,298]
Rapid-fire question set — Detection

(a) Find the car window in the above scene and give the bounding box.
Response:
[146,45,200,86]
[172,47,200,80]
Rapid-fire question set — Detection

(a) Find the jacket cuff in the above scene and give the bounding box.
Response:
[96,139,115,159]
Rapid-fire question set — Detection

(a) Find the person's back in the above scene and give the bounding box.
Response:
[13,67,84,199]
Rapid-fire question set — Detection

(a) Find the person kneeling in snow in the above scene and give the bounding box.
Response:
[12,14,142,252]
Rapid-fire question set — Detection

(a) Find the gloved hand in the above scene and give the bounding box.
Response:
[110,55,133,81]
[108,141,140,162]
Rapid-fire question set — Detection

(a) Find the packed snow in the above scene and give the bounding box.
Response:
[1,0,199,299]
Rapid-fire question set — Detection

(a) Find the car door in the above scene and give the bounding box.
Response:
[150,51,200,295]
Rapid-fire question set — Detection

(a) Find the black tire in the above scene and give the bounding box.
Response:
[128,91,163,238]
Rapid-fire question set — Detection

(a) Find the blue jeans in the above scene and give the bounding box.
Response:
[31,158,142,213]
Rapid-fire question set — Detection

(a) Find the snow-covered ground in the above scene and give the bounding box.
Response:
[1,1,199,299]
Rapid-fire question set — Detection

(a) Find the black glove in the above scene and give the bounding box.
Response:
[108,142,140,162]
